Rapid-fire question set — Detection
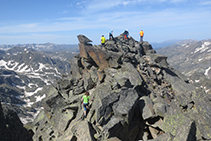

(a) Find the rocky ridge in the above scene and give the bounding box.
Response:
[31,34,211,140]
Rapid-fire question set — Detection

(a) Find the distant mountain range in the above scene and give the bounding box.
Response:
[0,42,79,52]
[0,43,79,123]
[151,39,198,49]
[157,39,211,94]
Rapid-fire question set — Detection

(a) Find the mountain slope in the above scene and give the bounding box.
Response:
[157,39,211,94]
[0,46,75,123]
[0,102,33,141]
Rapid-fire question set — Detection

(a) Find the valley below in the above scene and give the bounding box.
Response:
[0,43,78,123]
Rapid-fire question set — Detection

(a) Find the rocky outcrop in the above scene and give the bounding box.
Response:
[31,34,211,140]
[0,102,33,141]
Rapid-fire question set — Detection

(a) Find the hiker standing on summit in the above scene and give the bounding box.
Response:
[140,30,144,42]
[123,29,129,40]
[101,35,106,48]
[109,29,114,40]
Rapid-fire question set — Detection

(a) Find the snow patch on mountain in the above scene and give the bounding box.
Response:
[204,41,211,46]
[16,85,26,90]
[1,59,61,77]
[206,89,210,93]
[0,60,31,73]
[198,58,203,62]
[35,94,46,102]
[20,107,44,124]
[205,67,211,77]
[25,87,43,97]
[181,44,190,48]
[194,41,210,53]
[186,68,199,76]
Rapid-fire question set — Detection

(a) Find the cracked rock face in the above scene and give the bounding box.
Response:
[31,34,211,141]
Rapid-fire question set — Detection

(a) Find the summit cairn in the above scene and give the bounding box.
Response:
[31,34,211,141]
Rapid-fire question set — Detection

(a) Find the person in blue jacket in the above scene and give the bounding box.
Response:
[109,29,114,40]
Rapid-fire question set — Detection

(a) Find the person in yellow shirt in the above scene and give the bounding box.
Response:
[101,35,106,48]
[139,30,144,42]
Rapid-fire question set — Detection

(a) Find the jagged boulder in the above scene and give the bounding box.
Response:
[77,34,92,44]
[78,43,123,70]
[173,120,196,141]
[153,132,174,141]
[70,56,83,79]
[142,41,156,55]
[83,69,96,90]
[193,92,211,139]
[142,53,168,68]
[153,97,168,117]
[112,62,143,87]
[139,96,156,120]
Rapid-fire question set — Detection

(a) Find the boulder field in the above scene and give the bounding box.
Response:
[31,34,211,141]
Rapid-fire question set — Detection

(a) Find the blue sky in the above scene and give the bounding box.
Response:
[0,0,211,45]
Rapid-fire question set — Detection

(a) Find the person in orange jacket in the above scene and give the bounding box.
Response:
[139,30,144,42]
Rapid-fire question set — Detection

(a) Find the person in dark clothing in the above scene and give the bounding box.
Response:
[109,29,114,40]
[123,29,129,39]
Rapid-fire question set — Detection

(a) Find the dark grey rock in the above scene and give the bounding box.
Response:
[153,102,168,117]
[141,41,155,55]
[194,95,211,139]
[90,82,116,123]
[139,96,156,120]
[163,68,195,94]
[113,88,139,123]
[153,132,174,141]
[73,85,85,95]
[173,120,196,141]
[113,62,143,87]
[70,57,83,79]
[160,104,192,136]
[0,103,33,141]
[116,77,131,87]
[83,69,96,91]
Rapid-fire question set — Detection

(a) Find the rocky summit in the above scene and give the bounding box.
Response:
[30,34,211,141]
